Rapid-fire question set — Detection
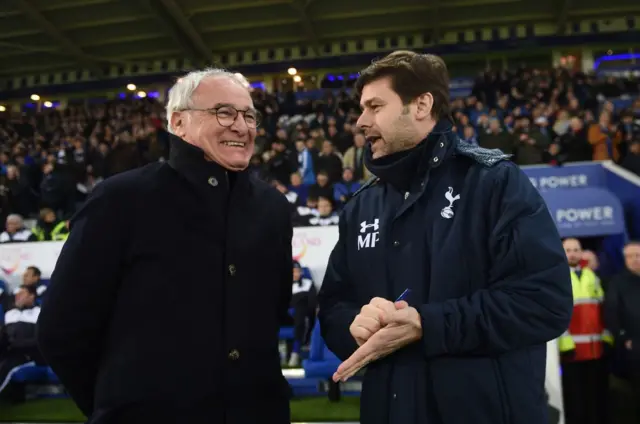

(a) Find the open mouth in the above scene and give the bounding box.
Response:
[221,141,247,148]
[366,136,382,145]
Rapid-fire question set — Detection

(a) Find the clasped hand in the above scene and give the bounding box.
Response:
[332,298,422,382]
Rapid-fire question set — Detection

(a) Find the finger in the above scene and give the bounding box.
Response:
[394,300,409,309]
[360,304,380,318]
[357,316,382,334]
[369,298,396,323]
[333,343,375,382]
[361,305,390,326]
[370,297,395,313]
[351,325,374,342]
[334,343,374,379]
[388,307,412,326]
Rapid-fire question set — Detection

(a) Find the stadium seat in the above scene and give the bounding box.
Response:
[302,320,341,379]
[279,307,296,340]
[279,326,295,340]
[10,365,57,384]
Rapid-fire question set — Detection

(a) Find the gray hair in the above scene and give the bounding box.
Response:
[6,214,23,224]
[165,67,251,134]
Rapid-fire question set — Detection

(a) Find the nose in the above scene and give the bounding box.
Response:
[356,111,371,130]
[230,114,249,134]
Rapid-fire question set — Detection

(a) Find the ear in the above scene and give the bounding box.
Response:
[170,111,185,136]
[415,92,434,121]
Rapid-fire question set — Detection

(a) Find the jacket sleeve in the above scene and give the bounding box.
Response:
[418,163,573,357]
[318,217,360,360]
[604,276,624,340]
[36,179,130,417]
[278,202,294,326]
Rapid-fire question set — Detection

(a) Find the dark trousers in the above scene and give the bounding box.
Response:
[561,359,609,424]
[292,304,313,345]
[0,351,36,395]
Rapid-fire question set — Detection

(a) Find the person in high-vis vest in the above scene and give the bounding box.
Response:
[31,208,69,242]
[559,238,613,424]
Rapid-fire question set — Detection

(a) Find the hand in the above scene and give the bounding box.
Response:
[625,339,632,350]
[334,301,422,382]
[350,297,396,346]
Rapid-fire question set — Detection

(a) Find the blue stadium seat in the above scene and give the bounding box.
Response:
[279,326,295,340]
[279,307,296,340]
[302,320,341,379]
[10,365,57,384]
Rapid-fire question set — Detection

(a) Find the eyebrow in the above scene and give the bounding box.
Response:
[360,97,384,109]
[209,102,256,113]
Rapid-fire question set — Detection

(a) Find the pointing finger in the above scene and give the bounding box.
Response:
[333,342,375,382]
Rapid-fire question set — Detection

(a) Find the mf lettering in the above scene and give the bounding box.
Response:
[556,206,614,223]
[358,219,380,250]
[529,174,588,189]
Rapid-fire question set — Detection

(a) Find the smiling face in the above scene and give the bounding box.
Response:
[170,76,256,171]
[356,76,433,159]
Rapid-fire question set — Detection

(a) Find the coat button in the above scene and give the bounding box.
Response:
[393,240,400,247]
[228,349,240,360]
[404,192,409,200]
[433,157,439,163]
[208,176,218,186]
[228,264,236,276]
[393,393,397,399]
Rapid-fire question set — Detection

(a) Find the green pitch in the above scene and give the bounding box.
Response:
[0,397,361,422]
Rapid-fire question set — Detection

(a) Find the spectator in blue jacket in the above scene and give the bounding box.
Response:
[333,168,361,208]
[318,50,573,424]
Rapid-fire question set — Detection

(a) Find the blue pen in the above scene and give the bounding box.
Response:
[395,288,411,302]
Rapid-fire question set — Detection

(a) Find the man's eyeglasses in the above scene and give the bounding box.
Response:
[184,106,261,129]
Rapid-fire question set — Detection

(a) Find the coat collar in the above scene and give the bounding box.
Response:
[167,134,250,194]
[363,119,458,193]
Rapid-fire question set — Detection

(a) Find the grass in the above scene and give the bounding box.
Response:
[0,396,361,423]
[0,376,635,423]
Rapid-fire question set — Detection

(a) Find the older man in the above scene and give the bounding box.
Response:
[37,69,293,424]
[0,214,36,243]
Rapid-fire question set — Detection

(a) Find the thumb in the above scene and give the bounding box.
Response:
[394,300,409,309]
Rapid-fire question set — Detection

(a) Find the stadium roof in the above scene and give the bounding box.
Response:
[1,0,638,77]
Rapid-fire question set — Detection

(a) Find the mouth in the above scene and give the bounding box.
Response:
[365,136,382,145]
[221,140,248,149]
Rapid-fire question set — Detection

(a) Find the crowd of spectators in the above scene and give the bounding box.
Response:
[0,66,639,240]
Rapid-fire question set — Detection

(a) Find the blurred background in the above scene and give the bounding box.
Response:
[0,0,639,422]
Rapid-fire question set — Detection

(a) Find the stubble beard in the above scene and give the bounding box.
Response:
[385,106,418,155]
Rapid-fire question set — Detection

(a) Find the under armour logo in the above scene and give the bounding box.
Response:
[441,187,460,219]
[358,218,380,250]
[360,219,379,233]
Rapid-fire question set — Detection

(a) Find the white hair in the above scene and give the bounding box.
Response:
[165,67,251,134]
[6,214,23,224]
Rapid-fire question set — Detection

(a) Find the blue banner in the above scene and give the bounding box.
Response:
[522,163,607,191]
[542,188,625,238]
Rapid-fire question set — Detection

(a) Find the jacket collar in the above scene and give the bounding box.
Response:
[364,119,458,193]
[167,134,250,194]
